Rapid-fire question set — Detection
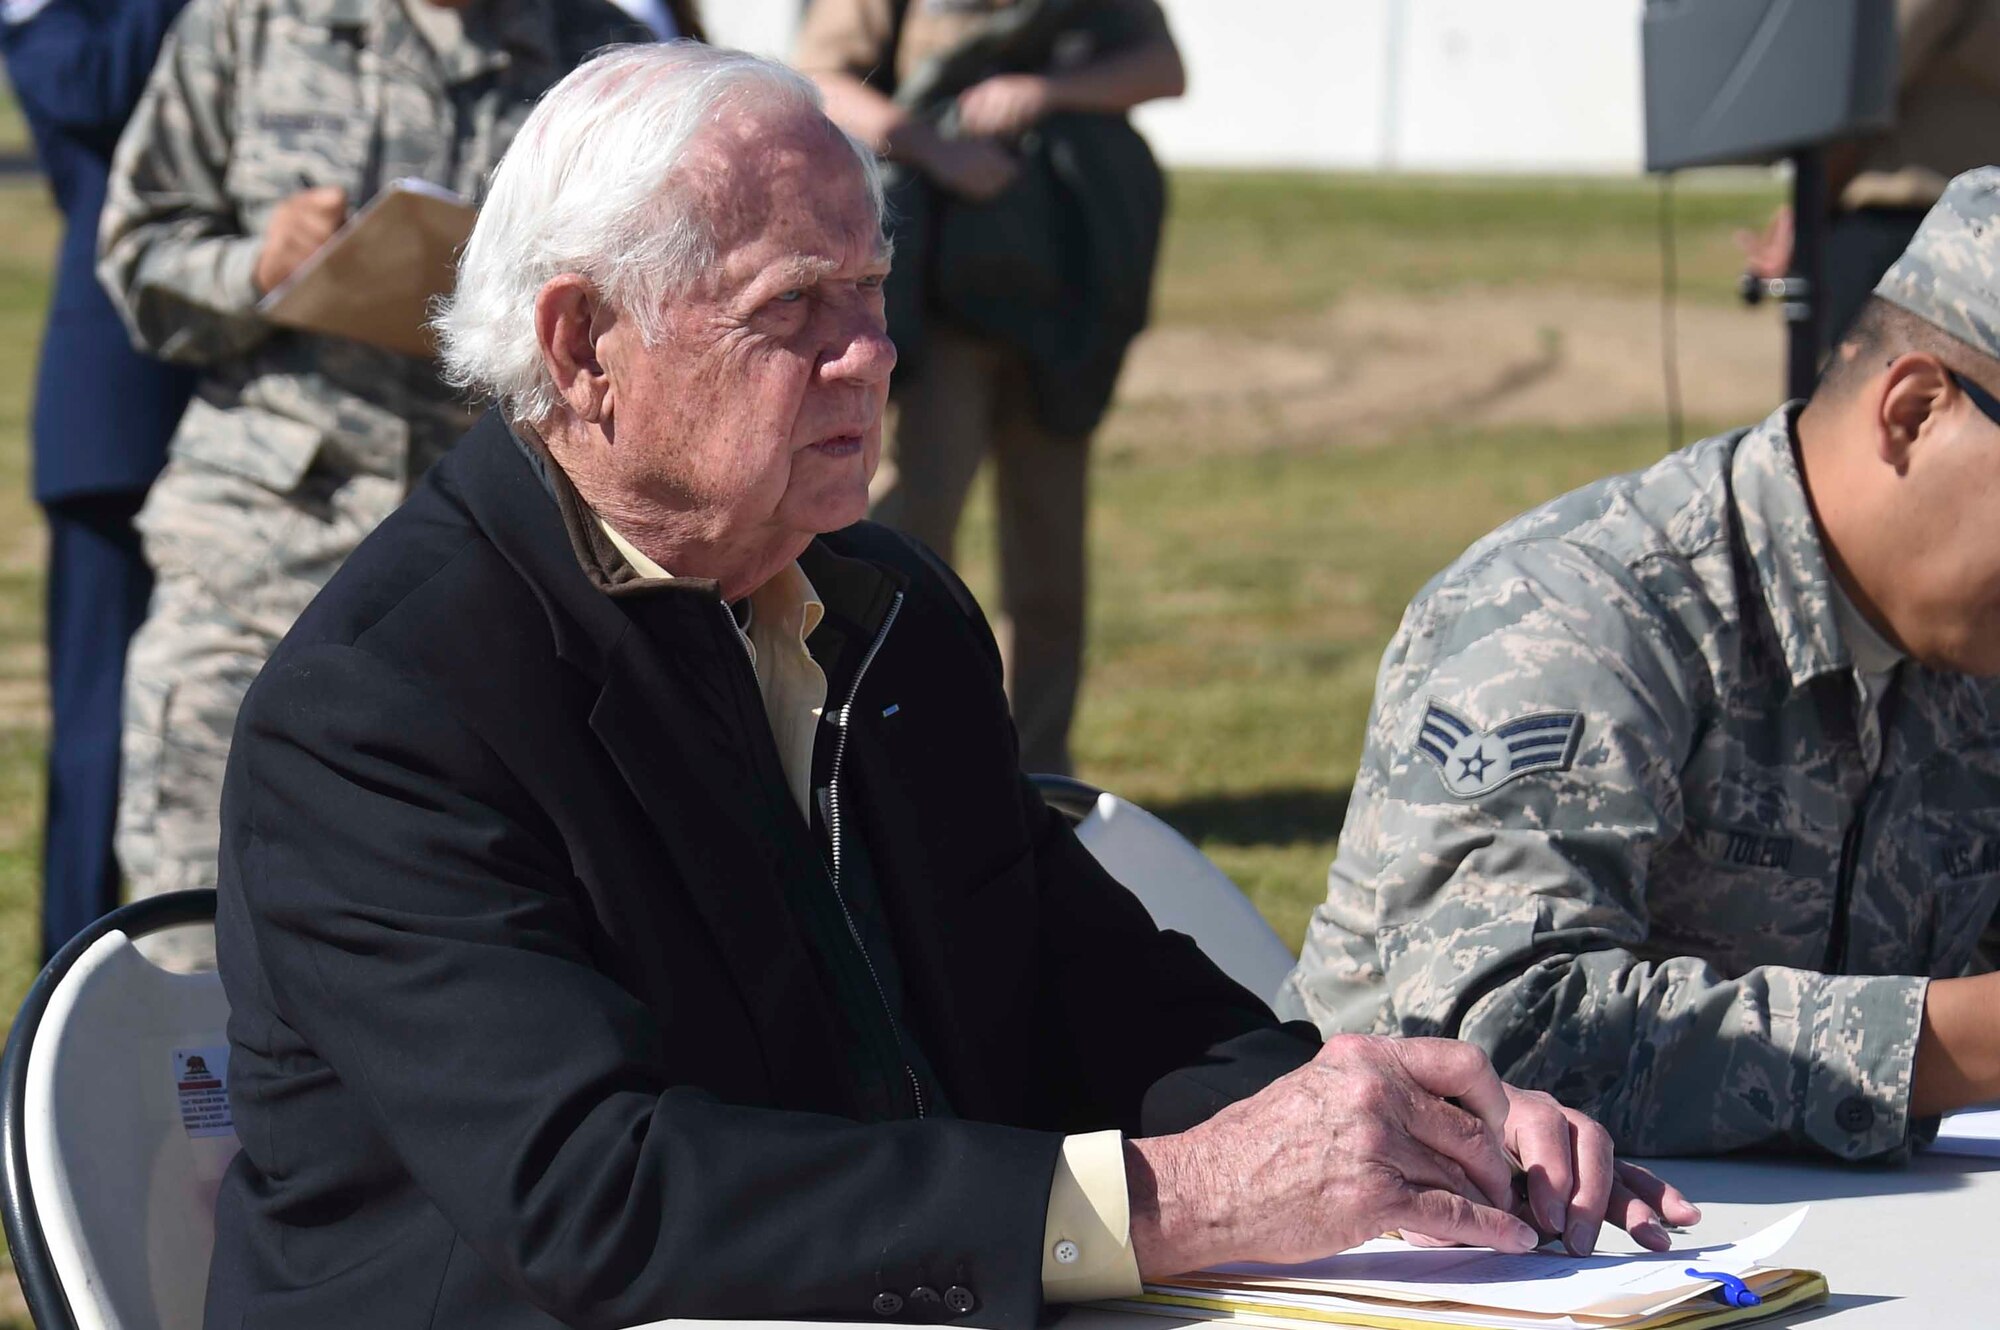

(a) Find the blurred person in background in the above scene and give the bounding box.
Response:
[1,0,196,963]
[1283,169,2000,1166]
[95,0,648,935]
[1738,0,2000,352]
[605,0,701,42]
[795,0,1184,776]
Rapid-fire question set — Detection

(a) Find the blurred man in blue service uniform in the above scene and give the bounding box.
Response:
[1,0,196,961]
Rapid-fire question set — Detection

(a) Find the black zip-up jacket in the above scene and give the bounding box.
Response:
[207,413,1319,1330]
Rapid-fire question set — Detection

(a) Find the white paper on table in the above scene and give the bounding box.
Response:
[1180,1207,1808,1319]
[1931,1106,2000,1158]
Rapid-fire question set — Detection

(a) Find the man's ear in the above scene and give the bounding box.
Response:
[534,275,612,424]
[1876,352,1950,473]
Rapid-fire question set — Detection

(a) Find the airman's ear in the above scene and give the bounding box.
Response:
[1877,352,1950,474]
[534,275,612,425]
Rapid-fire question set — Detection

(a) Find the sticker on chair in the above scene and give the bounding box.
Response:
[173,1046,233,1137]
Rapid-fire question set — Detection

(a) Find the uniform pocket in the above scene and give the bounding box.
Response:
[1918,770,2000,978]
[168,396,325,494]
[224,17,371,208]
[1649,818,1839,974]
[136,455,308,621]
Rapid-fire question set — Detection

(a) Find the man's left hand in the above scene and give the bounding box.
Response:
[956,73,1053,138]
[1410,1087,1701,1255]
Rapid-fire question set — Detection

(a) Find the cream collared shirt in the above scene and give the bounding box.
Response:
[597,516,1141,1301]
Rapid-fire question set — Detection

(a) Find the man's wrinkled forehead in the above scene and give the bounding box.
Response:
[676,107,887,286]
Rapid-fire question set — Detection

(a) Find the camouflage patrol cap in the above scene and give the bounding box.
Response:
[1874,166,2000,359]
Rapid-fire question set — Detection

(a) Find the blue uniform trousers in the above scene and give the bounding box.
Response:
[40,489,153,961]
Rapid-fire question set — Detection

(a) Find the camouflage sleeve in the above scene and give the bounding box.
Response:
[96,0,271,365]
[1278,538,1927,1162]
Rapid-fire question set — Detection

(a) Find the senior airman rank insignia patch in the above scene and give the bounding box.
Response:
[1415,699,1584,798]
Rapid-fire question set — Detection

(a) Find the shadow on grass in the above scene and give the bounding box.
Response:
[1146,786,1353,849]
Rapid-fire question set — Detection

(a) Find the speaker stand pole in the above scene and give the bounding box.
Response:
[1785,146,1828,401]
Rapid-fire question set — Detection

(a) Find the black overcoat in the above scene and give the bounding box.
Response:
[207,413,1319,1330]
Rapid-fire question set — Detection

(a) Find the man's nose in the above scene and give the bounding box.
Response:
[821,313,898,386]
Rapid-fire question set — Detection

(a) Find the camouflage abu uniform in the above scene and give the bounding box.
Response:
[1277,172,2000,1161]
[97,0,645,904]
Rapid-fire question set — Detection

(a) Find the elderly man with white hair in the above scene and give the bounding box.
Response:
[207,43,1695,1330]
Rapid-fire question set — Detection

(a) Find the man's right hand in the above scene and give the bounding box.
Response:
[910,133,1018,202]
[1125,1035,1545,1279]
[254,185,348,295]
[1734,204,1795,281]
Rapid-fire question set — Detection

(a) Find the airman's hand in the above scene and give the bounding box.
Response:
[254,185,348,295]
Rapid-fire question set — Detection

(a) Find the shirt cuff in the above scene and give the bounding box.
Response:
[1041,1130,1142,1303]
[1803,972,1928,1160]
[220,233,270,313]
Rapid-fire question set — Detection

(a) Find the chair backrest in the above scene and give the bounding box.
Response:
[3,892,238,1330]
[1036,778,1297,1003]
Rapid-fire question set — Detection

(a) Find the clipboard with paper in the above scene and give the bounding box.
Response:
[257,178,476,359]
[1108,1209,1826,1330]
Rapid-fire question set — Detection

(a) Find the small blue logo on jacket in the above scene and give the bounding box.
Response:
[1415,699,1584,798]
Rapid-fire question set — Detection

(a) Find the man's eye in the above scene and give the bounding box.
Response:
[859,274,886,290]
[773,289,805,304]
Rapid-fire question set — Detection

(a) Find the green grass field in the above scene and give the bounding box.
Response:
[0,84,1783,1318]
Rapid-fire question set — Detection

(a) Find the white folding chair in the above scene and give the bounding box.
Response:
[2,892,238,1330]
[1032,775,1297,1004]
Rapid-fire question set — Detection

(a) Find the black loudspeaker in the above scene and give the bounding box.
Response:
[1643,0,1897,171]
[1643,0,1899,397]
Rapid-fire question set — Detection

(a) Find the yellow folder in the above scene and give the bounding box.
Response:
[257,179,475,359]
[1111,1267,1828,1330]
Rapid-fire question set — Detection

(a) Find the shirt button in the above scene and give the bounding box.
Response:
[1052,1239,1081,1265]
[945,1286,977,1315]
[872,1292,904,1316]
[1835,1096,1875,1134]
[909,1286,944,1313]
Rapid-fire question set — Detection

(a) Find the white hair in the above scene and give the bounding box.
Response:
[435,42,886,424]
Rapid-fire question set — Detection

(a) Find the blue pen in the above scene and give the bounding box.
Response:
[1685,1269,1762,1308]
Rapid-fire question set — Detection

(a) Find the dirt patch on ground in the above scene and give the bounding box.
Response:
[1113,288,1783,451]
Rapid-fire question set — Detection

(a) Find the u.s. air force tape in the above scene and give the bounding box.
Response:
[1415,698,1585,798]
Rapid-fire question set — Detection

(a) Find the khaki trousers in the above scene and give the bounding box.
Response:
[871,322,1089,776]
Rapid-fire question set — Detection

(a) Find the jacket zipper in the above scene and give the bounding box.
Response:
[720,595,924,1116]
[1825,671,1901,974]
[823,592,925,1119]
[724,607,758,681]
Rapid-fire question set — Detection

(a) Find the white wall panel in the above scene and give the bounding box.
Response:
[1391,0,1643,172]
[700,0,1649,174]
[703,0,804,58]
[1130,0,1394,170]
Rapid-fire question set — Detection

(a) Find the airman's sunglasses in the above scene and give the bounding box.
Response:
[1948,369,2000,428]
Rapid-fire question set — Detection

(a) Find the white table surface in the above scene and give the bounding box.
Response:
[629,1148,2000,1330]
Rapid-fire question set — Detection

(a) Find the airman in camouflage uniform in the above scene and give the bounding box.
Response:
[1279,168,2000,1163]
[96,0,646,909]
